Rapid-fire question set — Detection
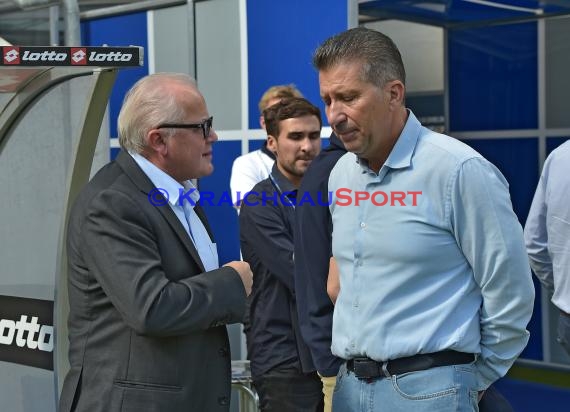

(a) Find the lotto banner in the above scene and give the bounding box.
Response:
[0,295,54,371]
[1,46,144,67]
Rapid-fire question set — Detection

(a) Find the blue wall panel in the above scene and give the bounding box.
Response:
[462,137,541,360]
[449,23,537,131]
[81,12,149,145]
[495,377,570,411]
[461,138,538,223]
[110,147,121,161]
[547,137,570,156]
[523,276,544,360]
[248,139,266,152]
[200,141,242,264]
[247,0,347,128]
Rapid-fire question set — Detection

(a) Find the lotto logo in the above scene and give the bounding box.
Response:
[0,295,54,370]
[71,48,87,65]
[88,51,134,62]
[21,50,67,62]
[0,315,53,352]
[3,47,20,64]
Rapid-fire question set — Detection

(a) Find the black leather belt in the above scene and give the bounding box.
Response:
[346,350,475,380]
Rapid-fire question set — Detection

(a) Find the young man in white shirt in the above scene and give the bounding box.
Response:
[230,84,302,209]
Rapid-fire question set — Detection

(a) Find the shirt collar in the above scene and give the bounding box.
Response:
[357,109,422,173]
[270,163,297,194]
[129,152,200,206]
[261,140,277,160]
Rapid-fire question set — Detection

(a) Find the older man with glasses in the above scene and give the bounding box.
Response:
[59,73,253,412]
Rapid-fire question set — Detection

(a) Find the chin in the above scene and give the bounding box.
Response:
[202,164,215,176]
[347,144,363,154]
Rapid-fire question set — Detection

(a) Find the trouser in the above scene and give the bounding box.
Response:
[557,311,570,356]
[333,362,479,412]
[318,373,336,412]
[253,367,323,412]
[478,384,514,412]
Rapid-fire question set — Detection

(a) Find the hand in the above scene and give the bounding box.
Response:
[327,256,340,304]
[224,261,253,296]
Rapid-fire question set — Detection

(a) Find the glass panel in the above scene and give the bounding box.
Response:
[0,71,109,412]
[545,16,570,129]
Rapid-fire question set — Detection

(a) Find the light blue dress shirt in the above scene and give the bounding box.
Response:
[525,140,570,313]
[130,153,219,271]
[328,111,534,390]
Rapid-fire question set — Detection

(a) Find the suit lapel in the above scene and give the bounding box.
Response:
[115,151,206,272]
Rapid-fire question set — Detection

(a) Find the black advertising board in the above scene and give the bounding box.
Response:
[1,46,143,67]
[0,295,54,371]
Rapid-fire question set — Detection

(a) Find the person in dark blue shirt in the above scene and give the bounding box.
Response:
[239,97,323,412]
[294,132,346,412]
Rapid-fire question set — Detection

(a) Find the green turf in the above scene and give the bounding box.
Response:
[507,364,570,389]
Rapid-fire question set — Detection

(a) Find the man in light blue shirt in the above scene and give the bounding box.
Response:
[525,140,570,356]
[313,28,534,412]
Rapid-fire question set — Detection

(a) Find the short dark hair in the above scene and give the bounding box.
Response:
[263,97,322,138]
[312,27,405,88]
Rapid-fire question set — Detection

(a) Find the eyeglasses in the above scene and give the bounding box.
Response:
[157,116,213,140]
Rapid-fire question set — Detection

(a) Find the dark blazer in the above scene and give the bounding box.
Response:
[294,133,346,377]
[58,151,246,412]
[239,165,315,379]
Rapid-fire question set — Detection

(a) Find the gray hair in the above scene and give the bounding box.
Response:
[117,73,197,153]
[313,27,406,88]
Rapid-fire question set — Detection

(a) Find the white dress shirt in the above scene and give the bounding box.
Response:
[230,148,274,205]
[130,152,219,271]
[525,140,570,312]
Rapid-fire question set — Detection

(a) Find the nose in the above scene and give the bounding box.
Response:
[207,128,218,143]
[299,136,315,153]
[327,100,346,129]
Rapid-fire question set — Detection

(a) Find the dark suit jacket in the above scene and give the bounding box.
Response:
[58,151,246,412]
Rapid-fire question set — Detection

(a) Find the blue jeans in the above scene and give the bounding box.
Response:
[332,362,479,412]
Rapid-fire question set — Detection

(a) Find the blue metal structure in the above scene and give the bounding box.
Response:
[359,0,570,28]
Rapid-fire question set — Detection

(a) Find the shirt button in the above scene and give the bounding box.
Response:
[218,396,229,406]
[360,222,366,228]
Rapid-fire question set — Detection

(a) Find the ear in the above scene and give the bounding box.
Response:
[267,134,278,155]
[387,80,405,108]
[259,115,266,130]
[146,129,169,157]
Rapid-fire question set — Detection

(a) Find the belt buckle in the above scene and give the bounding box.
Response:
[352,358,392,380]
[381,361,391,378]
[352,358,378,379]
